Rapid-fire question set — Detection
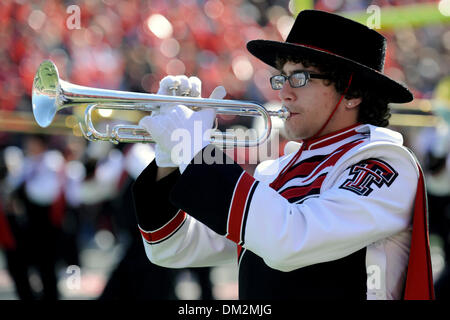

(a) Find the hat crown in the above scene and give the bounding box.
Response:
[286,10,386,72]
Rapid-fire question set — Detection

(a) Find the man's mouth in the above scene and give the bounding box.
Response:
[282,106,300,120]
[287,112,299,119]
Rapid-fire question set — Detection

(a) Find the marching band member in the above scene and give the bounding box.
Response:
[133,10,434,300]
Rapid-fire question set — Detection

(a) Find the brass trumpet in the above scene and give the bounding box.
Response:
[32,60,290,147]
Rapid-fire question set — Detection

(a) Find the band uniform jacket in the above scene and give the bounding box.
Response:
[132,123,434,300]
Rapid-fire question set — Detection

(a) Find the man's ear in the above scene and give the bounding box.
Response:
[344,97,362,109]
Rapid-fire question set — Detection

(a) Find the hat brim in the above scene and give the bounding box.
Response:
[247,40,413,103]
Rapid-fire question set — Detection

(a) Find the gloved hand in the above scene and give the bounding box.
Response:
[156,75,202,100]
[140,85,227,173]
[150,75,204,168]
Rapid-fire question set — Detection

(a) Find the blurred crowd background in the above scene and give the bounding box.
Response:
[0,0,450,300]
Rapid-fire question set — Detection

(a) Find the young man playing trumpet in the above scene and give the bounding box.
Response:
[133,10,434,299]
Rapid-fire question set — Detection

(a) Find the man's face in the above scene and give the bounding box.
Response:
[278,61,343,141]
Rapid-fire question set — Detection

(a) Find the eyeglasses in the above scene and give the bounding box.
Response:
[270,71,329,90]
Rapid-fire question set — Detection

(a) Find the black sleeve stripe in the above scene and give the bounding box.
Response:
[169,146,244,236]
[132,161,181,231]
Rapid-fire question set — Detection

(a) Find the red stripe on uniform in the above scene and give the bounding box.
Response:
[274,159,324,189]
[288,160,324,177]
[308,128,360,150]
[404,166,435,300]
[303,140,365,183]
[226,172,256,244]
[139,210,187,244]
[280,174,327,199]
[275,139,365,190]
[293,43,336,55]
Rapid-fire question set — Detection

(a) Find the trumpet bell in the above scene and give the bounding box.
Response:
[32,60,60,128]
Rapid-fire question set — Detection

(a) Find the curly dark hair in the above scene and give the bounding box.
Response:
[274,55,391,127]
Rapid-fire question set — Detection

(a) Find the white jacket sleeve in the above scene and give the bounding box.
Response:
[141,215,237,268]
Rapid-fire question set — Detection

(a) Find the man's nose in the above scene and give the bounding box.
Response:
[278,81,296,103]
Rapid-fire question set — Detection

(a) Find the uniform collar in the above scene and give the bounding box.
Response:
[303,122,364,151]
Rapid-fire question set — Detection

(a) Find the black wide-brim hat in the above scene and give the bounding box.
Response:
[247,10,413,103]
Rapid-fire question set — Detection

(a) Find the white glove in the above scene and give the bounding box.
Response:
[150,75,204,168]
[157,75,201,95]
[140,85,227,173]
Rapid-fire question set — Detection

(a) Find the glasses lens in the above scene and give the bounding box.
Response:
[289,72,307,88]
[270,75,285,90]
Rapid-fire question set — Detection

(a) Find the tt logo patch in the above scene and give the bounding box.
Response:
[340,159,398,196]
